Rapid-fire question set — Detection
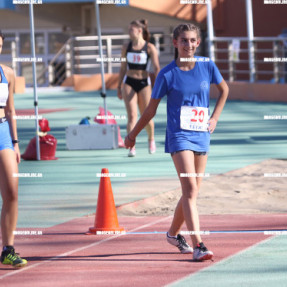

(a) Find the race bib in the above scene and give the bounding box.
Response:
[126,52,148,65]
[0,83,8,105]
[180,106,209,132]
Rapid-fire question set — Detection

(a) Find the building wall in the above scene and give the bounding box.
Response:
[0,9,59,30]
[214,0,287,37]
[1,1,286,38]
[129,0,287,37]
[98,5,188,35]
[0,1,285,84]
[0,4,189,38]
[0,4,83,31]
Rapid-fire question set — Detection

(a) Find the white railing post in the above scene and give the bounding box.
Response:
[246,0,255,82]
[206,0,215,61]
[70,38,74,75]
[273,41,279,83]
[283,38,287,83]
[228,41,234,82]
[106,37,112,74]
[48,64,54,86]
[154,34,161,56]
[65,42,72,78]
[11,41,17,76]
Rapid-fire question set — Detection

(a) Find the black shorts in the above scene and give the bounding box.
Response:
[124,76,151,93]
[171,150,208,156]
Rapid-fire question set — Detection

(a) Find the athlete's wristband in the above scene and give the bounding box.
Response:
[12,139,20,144]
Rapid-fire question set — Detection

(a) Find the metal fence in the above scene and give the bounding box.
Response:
[2,29,68,86]
[40,33,174,86]
[8,34,287,86]
[211,37,287,83]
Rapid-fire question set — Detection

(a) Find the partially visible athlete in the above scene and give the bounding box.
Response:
[118,19,160,157]
[0,30,27,267]
[125,23,229,261]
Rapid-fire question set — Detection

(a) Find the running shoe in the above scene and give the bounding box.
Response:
[1,247,27,267]
[149,140,156,154]
[128,147,136,157]
[166,232,193,254]
[193,242,213,261]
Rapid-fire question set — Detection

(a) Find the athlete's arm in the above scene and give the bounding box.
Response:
[125,98,161,147]
[4,65,20,163]
[148,43,160,77]
[209,79,229,133]
[117,44,128,100]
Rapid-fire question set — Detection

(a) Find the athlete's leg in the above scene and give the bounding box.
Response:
[122,83,137,135]
[137,85,154,141]
[168,152,208,237]
[168,151,208,248]
[194,153,208,190]
[0,149,18,247]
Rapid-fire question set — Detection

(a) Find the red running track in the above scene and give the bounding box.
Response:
[0,214,286,287]
[16,108,72,116]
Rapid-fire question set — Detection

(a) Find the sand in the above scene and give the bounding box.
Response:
[117,159,287,216]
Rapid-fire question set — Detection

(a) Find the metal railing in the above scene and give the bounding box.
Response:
[37,38,73,86]
[210,37,287,83]
[9,34,287,86]
[1,37,20,76]
[44,33,174,86]
[72,34,173,73]
[73,34,130,75]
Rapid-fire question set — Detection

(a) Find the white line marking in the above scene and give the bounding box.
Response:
[0,216,172,280]
[165,235,275,287]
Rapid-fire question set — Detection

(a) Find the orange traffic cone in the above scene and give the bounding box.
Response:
[89,168,125,235]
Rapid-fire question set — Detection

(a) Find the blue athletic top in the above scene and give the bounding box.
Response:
[151,57,223,153]
[0,65,9,107]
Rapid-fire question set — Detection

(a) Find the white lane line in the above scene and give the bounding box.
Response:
[0,216,172,280]
[165,235,275,287]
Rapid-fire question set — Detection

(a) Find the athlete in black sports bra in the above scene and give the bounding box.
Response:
[124,41,151,92]
[118,19,160,157]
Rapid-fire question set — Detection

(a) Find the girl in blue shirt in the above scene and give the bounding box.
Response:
[125,23,229,261]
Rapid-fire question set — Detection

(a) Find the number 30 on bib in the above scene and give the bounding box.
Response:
[180,106,209,132]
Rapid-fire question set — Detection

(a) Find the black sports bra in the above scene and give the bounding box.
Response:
[126,41,151,71]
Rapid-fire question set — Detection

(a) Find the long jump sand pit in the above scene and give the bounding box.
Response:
[117,159,287,216]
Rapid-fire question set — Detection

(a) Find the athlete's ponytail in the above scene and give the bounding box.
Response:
[139,19,150,42]
[0,30,5,41]
[173,23,201,59]
[130,19,150,42]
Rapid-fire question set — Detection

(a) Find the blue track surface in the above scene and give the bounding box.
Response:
[1,89,286,227]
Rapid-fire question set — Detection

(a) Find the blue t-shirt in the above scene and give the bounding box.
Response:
[151,56,223,153]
